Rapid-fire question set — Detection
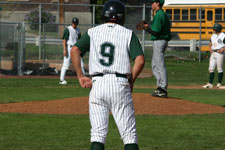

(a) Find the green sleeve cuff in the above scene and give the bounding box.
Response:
[62,28,69,40]
[130,32,144,60]
[74,32,90,57]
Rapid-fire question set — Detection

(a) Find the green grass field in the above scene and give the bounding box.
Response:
[0,58,225,150]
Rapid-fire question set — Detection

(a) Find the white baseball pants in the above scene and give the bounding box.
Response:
[60,45,85,81]
[89,74,138,145]
[209,52,224,73]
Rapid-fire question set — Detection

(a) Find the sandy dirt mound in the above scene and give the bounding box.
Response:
[1,93,225,115]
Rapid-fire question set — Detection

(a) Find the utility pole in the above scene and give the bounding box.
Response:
[59,0,65,37]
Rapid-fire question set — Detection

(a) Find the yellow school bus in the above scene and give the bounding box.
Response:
[162,1,225,50]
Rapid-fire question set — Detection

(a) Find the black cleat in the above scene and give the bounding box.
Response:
[152,87,168,98]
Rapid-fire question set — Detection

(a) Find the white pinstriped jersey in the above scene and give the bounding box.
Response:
[66,26,81,45]
[75,23,143,76]
[210,32,225,50]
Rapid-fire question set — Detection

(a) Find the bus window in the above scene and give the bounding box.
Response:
[182,9,188,21]
[224,8,225,20]
[207,11,213,21]
[215,8,222,20]
[190,9,197,20]
[201,10,205,20]
[165,9,172,20]
[174,9,180,20]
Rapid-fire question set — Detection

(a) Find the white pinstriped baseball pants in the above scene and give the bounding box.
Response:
[89,74,138,145]
[60,45,85,81]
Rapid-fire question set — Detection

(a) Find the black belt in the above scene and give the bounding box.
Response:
[92,73,127,78]
[213,49,219,52]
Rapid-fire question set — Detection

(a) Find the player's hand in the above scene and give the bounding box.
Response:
[78,76,92,88]
[218,48,224,53]
[128,77,134,92]
[136,20,149,30]
[209,49,213,54]
[63,49,67,57]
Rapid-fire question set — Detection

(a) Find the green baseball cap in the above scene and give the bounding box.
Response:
[151,0,164,5]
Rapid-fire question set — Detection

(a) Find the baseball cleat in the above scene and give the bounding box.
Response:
[152,87,168,98]
[216,83,222,88]
[202,83,213,88]
[59,80,67,85]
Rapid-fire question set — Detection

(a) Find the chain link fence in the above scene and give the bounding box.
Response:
[0,2,214,75]
[0,22,25,75]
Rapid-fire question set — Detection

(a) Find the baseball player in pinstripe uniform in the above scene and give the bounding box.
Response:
[59,18,86,85]
[137,0,171,98]
[202,24,225,88]
[70,1,145,150]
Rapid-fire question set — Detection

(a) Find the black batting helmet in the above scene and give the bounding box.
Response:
[213,24,222,32]
[102,0,125,25]
[72,17,79,25]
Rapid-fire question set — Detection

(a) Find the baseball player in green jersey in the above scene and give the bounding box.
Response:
[202,24,225,89]
[59,17,86,85]
[70,1,145,150]
[137,0,171,98]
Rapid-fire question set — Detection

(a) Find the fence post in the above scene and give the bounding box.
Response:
[39,4,42,60]
[190,39,196,52]
[142,4,146,52]
[92,4,95,27]
[0,8,2,71]
[17,23,25,76]
[42,23,46,69]
[198,7,202,62]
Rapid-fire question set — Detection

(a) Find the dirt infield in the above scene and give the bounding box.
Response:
[1,73,225,115]
[1,93,225,115]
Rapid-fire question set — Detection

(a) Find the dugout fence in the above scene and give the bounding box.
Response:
[0,22,25,76]
[0,1,213,75]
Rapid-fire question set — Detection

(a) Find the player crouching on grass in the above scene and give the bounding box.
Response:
[202,24,225,89]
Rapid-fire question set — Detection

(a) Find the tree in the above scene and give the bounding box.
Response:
[90,0,106,5]
[90,0,107,24]
[24,8,56,31]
